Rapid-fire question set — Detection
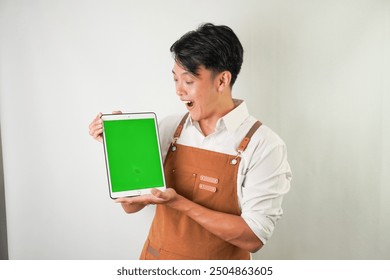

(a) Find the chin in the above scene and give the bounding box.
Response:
[188,111,200,122]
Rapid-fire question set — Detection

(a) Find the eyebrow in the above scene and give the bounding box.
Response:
[172,69,191,76]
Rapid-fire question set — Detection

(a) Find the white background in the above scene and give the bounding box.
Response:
[0,0,389,259]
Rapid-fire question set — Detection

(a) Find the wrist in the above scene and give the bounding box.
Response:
[167,193,186,210]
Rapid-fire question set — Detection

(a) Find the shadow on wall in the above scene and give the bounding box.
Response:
[0,126,9,259]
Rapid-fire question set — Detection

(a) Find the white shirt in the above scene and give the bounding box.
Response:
[158,100,292,244]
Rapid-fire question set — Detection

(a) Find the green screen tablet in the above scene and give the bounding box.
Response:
[101,112,166,198]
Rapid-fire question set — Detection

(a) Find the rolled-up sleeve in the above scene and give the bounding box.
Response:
[240,136,292,245]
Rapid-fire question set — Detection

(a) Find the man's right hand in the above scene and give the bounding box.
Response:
[88,111,122,143]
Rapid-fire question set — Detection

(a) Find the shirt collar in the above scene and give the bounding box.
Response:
[185,99,250,134]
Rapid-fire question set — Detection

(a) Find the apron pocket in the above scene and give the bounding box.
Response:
[167,168,197,200]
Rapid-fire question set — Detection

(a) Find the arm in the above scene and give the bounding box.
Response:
[168,192,263,253]
[116,188,263,252]
[116,135,291,251]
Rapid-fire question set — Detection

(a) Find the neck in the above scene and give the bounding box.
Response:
[199,98,235,136]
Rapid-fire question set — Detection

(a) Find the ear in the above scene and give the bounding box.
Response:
[217,71,232,92]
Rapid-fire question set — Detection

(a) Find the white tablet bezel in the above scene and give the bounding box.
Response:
[101,112,166,199]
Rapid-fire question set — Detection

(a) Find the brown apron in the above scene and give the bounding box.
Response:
[140,113,262,260]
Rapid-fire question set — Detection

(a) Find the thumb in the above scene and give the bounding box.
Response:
[151,188,163,197]
[151,188,175,200]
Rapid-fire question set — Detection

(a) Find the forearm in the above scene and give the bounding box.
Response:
[168,194,263,253]
[116,189,264,252]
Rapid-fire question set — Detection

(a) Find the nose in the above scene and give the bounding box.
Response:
[175,82,185,96]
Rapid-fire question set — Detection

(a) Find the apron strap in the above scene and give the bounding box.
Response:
[237,120,262,153]
[173,112,189,139]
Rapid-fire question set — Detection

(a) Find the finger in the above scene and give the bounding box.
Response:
[89,122,100,135]
[88,112,104,143]
[90,120,103,131]
[112,110,122,114]
[89,113,103,130]
[151,189,163,198]
[92,128,103,140]
[115,198,133,204]
[92,112,103,125]
[151,188,175,201]
[89,123,103,138]
[115,194,155,204]
[89,117,103,131]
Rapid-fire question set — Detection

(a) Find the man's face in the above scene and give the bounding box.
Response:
[172,62,220,122]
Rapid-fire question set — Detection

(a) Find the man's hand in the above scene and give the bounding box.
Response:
[88,111,122,143]
[115,188,178,213]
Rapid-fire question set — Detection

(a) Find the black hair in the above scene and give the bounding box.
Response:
[170,23,244,87]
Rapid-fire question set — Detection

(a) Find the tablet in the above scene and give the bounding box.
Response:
[101,112,166,198]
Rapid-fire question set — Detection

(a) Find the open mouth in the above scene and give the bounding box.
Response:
[182,100,194,108]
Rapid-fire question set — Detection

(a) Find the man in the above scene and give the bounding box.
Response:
[89,23,291,259]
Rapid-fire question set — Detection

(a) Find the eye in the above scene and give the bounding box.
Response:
[185,81,194,85]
